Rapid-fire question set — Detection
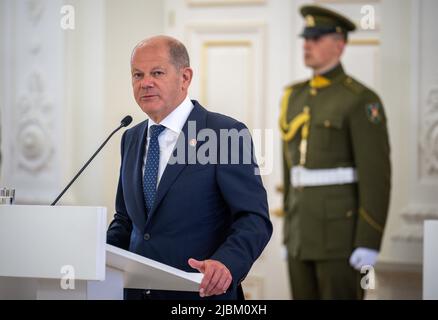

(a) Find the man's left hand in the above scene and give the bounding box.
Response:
[188,258,232,297]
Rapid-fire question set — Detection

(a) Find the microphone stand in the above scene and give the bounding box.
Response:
[51,117,132,206]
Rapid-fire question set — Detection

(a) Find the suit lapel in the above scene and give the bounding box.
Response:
[132,120,149,225]
[146,102,207,222]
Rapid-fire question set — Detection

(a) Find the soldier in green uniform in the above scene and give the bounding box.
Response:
[279,5,391,299]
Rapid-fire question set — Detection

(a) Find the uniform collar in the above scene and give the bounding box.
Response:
[320,63,345,80]
[310,63,345,89]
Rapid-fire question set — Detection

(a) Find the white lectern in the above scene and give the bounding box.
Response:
[0,205,202,300]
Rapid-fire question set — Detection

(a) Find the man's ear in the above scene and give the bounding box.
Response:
[337,39,346,56]
[182,67,193,87]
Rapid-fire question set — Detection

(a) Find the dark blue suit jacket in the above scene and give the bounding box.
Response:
[107,101,272,300]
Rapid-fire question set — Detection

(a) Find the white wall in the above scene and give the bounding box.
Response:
[379,0,413,263]
[102,0,166,218]
[64,0,165,214]
[64,0,106,207]
[0,0,4,167]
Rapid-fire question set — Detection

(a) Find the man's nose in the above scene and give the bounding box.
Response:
[140,76,154,89]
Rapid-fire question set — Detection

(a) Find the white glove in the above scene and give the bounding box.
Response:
[349,247,379,271]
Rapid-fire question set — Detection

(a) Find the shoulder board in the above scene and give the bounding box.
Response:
[342,76,366,95]
[284,79,308,91]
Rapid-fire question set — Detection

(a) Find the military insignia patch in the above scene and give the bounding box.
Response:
[365,103,382,124]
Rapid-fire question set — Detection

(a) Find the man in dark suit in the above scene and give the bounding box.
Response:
[107,35,272,300]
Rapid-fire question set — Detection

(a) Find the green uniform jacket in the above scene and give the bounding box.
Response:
[281,64,391,260]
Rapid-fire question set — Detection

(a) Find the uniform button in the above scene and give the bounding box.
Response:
[346,77,352,84]
[310,88,317,96]
[144,233,151,241]
[324,120,331,128]
[346,210,353,218]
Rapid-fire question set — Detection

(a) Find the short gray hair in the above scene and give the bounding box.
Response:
[167,38,190,69]
[132,36,190,70]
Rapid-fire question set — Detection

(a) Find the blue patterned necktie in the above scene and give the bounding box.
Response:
[143,124,166,213]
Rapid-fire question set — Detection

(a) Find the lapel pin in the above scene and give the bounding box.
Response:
[189,139,197,147]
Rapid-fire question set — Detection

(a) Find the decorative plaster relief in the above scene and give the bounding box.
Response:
[420,87,438,177]
[26,0,45,26]
[15,72,54,174]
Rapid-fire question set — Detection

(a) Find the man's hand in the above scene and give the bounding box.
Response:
[188,258,232,298]
[349,247,379,270]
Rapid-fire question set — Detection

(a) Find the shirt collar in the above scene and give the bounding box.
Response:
[147,95,194,135]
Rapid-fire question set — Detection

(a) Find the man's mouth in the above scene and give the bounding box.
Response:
[140,94,158,100]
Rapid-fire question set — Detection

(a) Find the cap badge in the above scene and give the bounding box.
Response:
[305,15,315,27]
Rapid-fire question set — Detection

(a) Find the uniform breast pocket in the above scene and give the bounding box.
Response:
[324,196,356,252]
[312,117,345,152]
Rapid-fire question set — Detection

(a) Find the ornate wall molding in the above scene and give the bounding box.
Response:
[418,0,438,182]
[185,21,267,131]
[16,71,54,174]
[1,0,65,203]
[27,0,45,25]
[420,86,438,177]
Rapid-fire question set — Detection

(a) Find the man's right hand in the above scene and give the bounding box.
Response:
[188,258,232,298]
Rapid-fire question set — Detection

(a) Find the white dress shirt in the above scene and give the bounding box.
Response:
[142,95,194,185]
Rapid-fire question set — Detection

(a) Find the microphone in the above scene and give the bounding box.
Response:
[51,115,133,206]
